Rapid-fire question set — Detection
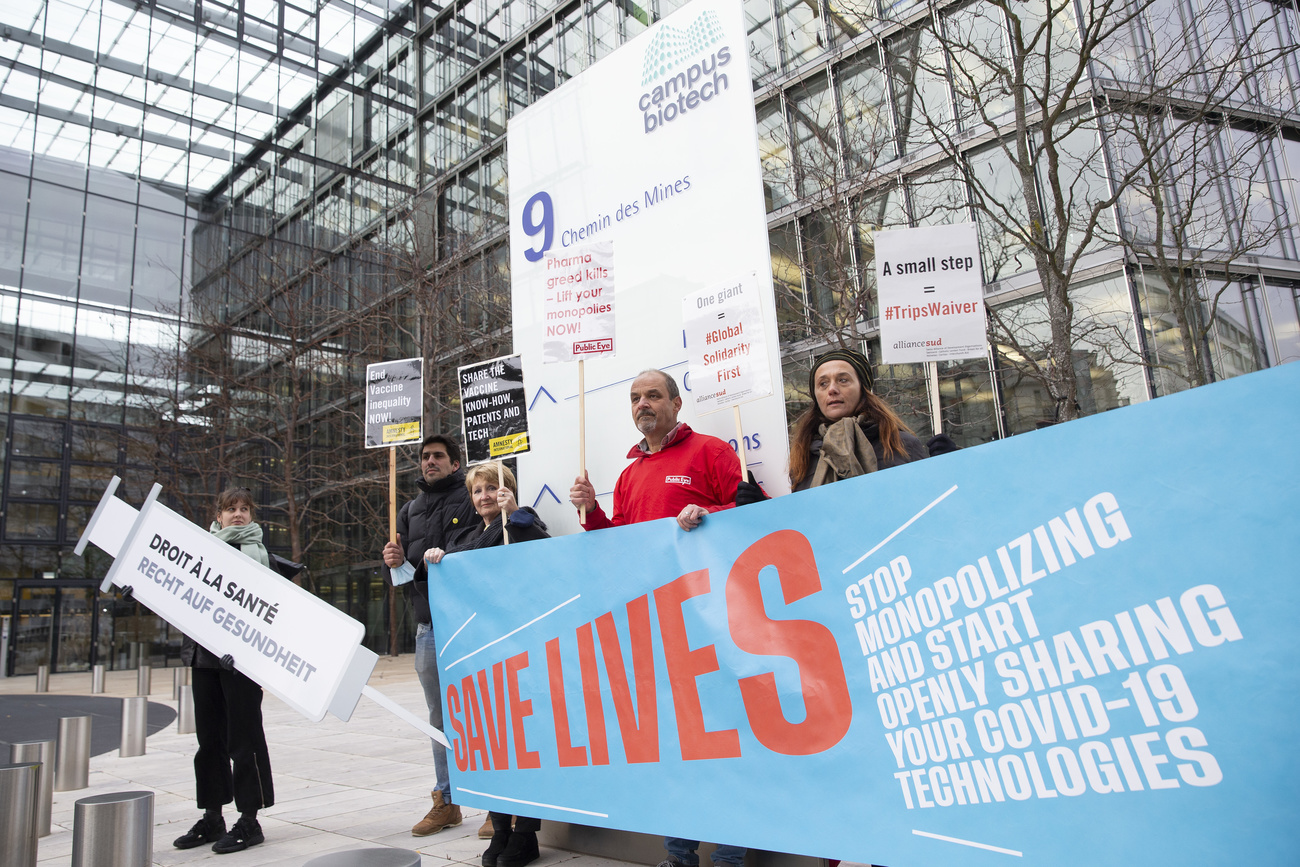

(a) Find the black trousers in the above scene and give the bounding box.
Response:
[191,667,274,814]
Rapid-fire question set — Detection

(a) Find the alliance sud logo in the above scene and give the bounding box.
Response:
[636,9,733,133]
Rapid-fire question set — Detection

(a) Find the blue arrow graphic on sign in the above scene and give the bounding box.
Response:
[533,484,563,507]
[529,386,557,410]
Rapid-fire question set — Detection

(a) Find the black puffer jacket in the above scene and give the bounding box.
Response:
[388,470,478,625]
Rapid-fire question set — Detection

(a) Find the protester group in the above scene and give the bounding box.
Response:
[158,348,956,863]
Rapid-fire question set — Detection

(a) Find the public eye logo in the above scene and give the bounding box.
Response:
[637,10,732,134]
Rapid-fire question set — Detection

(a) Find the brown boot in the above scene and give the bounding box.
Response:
[478,815,495,839]
[413,791,462,836]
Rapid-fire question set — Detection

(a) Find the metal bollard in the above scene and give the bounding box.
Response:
[172,666,188,700]
[119,697,148,758]
[0,763,40,867]
[71,791,153,867]
[8,740,54,837]
[34,664,49,693]
[55,715,92,791]
[136,664,151,696]
[176,684,196,735]
[92,664,105,694]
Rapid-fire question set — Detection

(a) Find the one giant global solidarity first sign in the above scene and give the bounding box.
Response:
[429,362,1300,867]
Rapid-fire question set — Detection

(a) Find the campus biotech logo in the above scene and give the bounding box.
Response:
[636,9,732,134]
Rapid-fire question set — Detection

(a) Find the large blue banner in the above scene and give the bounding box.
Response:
[429,363,1300,866]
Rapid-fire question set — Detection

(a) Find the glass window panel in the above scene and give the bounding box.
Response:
[801,211,860,334]
[7,459,63,499]
[532,25,559,99]
[744,0,781,84]
[867,348,934,439]
[887,25,951,155]
[770,220,808,342]
[4,502,59,541]
[78,195,135,309]
[776,0,826,70]
[1133,266,1202,396]
[789,72,839,197]
[481,64,505,144]
[909,163,967,225]
[506,46,530,119]
[557,4,588,82]
[967,144,1033,282]
[828,0,879,44]
[71,423,120,463]
[854,185,906,319]
[755,98,795,211]
[0,168,29,290]
[1035,119,1116,259]
[935,356,1000,445]
[1205,277,1267,378]
[23,179,85,297]
[945,1,1012,129]
[590,0,620,62]
[992,273,1147,434]
[14,295,74,418]
[1261,278,1300,365]
[838,49,896,169]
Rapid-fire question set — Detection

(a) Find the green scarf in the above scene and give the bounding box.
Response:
[209,522,271,568]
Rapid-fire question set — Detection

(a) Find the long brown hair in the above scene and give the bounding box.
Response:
[787,381,912,486]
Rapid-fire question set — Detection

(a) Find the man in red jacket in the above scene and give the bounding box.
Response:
[569,368,741,531]
[569,367,746,867]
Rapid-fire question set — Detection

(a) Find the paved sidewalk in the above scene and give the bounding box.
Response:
[1,657,636,867]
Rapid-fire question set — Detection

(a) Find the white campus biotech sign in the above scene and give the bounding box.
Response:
[875,224,988,364]
[682,272,772,413]
[78,481,372,723]
[508,0,790,533]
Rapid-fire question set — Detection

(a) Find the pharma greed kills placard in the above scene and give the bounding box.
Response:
[429,362,1300,866]
[104,500,364,721]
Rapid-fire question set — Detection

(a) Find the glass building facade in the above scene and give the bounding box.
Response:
[2,0,1297,674]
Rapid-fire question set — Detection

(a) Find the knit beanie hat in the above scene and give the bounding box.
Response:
[809,348,874,396]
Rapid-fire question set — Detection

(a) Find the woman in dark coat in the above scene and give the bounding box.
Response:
[787,348,935,491]
[424,462,547,867]
[172,486,276,855]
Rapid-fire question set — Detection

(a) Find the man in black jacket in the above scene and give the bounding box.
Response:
[382,434,477,836]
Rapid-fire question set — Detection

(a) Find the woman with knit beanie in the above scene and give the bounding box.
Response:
[786,348,934,491]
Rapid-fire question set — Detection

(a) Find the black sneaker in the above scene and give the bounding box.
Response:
[212,816,265,854]
[174,815,225,849]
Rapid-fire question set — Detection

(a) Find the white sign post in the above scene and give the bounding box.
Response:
[507,0,790,534]
[682,272,773,480]
[875,223,988,433]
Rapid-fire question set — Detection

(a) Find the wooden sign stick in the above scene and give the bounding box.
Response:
[388,448,397,544]
[732,404,748,483]
[578,359,587,523]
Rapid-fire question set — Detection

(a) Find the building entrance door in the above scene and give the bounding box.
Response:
[6,580,100,675]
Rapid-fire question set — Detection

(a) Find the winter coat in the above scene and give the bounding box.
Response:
[388,469,478,625]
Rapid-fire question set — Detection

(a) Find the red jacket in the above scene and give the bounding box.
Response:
[581,423,741,530]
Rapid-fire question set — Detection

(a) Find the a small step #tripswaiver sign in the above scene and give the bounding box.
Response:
[875,223,988,364]
[76,480,377,723]
[682,272,772,413]
[540,240,615,363]
[459,354,531,464]
[365,358,424,448]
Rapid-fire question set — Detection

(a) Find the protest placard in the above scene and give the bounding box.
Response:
[429,361,1300,866]
[538,241,615,363]
[876,223,988,365]
[79,488,372,722]
[459,355,531,465]
[364,358,423,448]
[681,273,772,415]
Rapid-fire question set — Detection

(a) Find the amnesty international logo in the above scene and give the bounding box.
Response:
[639,10,724,86]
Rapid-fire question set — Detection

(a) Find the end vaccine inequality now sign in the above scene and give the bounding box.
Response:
[365,358,424,448]
[429,361,1300,867]
[876,223,987,364]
